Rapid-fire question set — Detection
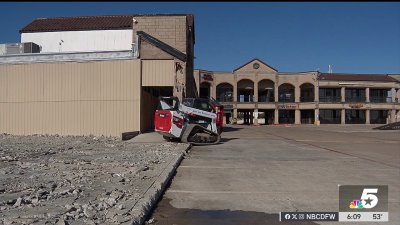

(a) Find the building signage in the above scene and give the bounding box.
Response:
[349,103,365,109]
[278,103,298,109]
[201,73,214,82]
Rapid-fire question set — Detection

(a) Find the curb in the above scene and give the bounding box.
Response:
[128,143,191,225]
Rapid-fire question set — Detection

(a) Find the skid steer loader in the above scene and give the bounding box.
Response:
[154,96,224,145]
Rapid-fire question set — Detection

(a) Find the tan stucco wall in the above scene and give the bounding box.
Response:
[0,59,141,137]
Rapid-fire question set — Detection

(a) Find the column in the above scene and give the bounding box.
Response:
[314,84,319,102]
[341,87,346,103]
[314,109,320,125]
[295,86,300,103]
[295,109,301,124]
[211,83,217,100]
[253,109,258,125]
[254,78,258,103]
[391,109,396,123]
[274,109,279,124]
[366,109,370,124]
[366,88,370,103]
[233,82,238,103]
[274,85,279,102]
[233,108,238,124]
[391,88,396,103]
[341,109,346,124]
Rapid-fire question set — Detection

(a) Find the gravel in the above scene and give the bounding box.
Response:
[0,133,184,225]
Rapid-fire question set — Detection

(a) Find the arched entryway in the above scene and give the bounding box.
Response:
[216,83,233,102]
[300,83,315,102]
[237,79,254,102]
[200,82,211,98]
[278,83,295,102]
[258,79,275,102]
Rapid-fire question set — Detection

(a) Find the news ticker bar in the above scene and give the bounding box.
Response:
[280,212,389,222]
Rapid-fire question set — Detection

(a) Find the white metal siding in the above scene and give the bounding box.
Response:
[21,30,133,53]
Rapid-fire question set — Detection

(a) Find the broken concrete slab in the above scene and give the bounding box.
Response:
[0,134,190,225]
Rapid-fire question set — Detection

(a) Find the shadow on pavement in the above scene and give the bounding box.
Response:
[148,198,319,225]
[219,137,239,143]
[223,126,243,132]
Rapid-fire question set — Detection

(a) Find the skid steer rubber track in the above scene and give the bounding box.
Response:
[373,122,400,130]
[181,124,221,145]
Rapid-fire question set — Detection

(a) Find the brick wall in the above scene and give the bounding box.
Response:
[134,16,187,53]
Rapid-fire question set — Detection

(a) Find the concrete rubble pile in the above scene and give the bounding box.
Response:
[0,133,180,225]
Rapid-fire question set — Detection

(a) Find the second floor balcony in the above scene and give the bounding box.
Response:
[319,96,341,103]
[217,95,233,103]
[300,96,315,102]
[345,96,366,103]
[370,96,392,103]
[278,96,295,103]
[258,95,275,103]
[238,95,254,103]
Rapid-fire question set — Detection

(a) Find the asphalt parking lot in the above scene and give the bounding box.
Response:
[147,124,400,225]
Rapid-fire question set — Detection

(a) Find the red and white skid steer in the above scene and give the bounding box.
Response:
[154,96,224,145]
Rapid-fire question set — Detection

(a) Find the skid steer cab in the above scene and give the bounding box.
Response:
[154,96,224,145]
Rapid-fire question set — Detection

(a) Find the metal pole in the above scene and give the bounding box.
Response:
[315,72,320,126]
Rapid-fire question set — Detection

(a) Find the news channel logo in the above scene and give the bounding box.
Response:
[339,185,388,212]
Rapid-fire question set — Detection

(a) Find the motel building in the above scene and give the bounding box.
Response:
[194,59,400,125]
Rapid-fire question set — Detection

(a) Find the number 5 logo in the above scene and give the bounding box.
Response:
[361,188,378,209]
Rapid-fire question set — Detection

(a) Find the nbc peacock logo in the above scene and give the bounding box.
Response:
[349,200,364,209]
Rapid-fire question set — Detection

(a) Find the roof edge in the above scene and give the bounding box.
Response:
[233,58,278,72]
[137,31,186,62]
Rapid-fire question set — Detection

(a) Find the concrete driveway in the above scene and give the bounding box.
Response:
[148,125,400,225]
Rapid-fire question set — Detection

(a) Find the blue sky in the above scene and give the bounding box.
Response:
[0,2,399,74]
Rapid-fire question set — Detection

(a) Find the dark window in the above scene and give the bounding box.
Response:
[301,110,315,124]
[319,88,341,102]
[345,110,366,124]
[370,110,388,124]
[279,110,295,124]
[370,89,390,103]
[320,109,341,124]
[345,88,366,102]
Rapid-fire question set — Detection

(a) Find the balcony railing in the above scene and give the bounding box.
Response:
[346,97,366,103]
[300,96,314,102]
[369,97,391,103]
[258,95,275,103]
[217,96,233,102]
[278,97,295,103]
[238,95,254,103]
[319,96,341,103]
